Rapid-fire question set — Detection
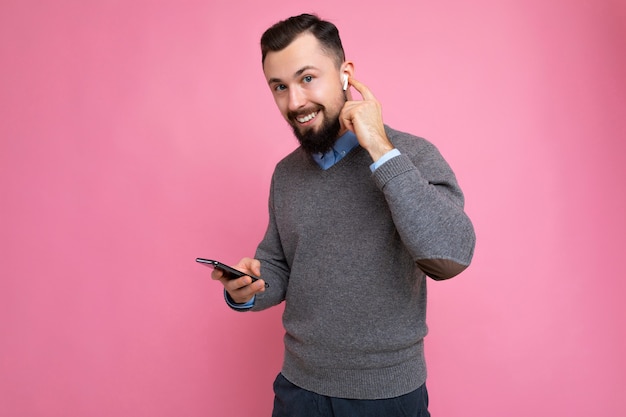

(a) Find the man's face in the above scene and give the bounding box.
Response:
[263,33,347,154]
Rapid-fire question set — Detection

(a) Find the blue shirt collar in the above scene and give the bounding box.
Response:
[311,131,359,169]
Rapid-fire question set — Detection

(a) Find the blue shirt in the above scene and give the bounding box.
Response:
[226,132,400,310]
[312,131,401,171]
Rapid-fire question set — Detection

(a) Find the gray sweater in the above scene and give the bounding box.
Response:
[252,126,475,399]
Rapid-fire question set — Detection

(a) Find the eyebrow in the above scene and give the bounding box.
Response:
[268,65,320,85]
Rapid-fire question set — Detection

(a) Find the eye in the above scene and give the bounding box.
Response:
[274,84,287,92]
[303,75,313,83]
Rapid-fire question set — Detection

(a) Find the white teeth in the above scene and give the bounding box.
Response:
[297,112,317,123]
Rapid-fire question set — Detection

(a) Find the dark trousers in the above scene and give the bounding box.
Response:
[272,373,430,417]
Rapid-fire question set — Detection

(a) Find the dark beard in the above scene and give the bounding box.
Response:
[290,110,342,155]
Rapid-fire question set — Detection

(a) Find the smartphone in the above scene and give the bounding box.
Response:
[196,258,267,287]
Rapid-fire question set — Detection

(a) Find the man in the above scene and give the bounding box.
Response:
[212,13,475,417]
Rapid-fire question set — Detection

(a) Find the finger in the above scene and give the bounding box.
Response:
[235,257,262,278]
[223,275,254,291]
[339,105,355,132]
[211,268,225,281]
[227,278,266,304]
[348,77,376,101]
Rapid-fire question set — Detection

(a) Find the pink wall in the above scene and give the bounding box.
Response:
[1,1,624,416]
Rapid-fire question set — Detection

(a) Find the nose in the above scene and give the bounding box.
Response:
[287,86,306,112]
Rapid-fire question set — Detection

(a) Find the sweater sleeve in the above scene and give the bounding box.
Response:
[372,131,476,280]
[250,175,291,311]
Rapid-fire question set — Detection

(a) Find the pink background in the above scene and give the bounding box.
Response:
[1,0,625,416]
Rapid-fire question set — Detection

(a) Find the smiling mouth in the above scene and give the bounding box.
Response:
[296,111,318,124]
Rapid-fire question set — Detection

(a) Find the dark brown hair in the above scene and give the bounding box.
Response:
[260,13,345,68]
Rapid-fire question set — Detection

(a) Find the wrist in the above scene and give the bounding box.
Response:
[368,141,395,162]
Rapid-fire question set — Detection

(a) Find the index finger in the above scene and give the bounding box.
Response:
[347,77,377,101]
[210,267,225,281]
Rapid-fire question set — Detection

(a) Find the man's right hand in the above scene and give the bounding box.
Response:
[211,257,266,304]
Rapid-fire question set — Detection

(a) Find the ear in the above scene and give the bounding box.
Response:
[340,61,355,98]
[340,61,355,81]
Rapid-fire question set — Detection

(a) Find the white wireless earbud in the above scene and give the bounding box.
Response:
[342,74,349,91]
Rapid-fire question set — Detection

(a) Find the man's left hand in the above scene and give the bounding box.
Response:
[340,77,395,162]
